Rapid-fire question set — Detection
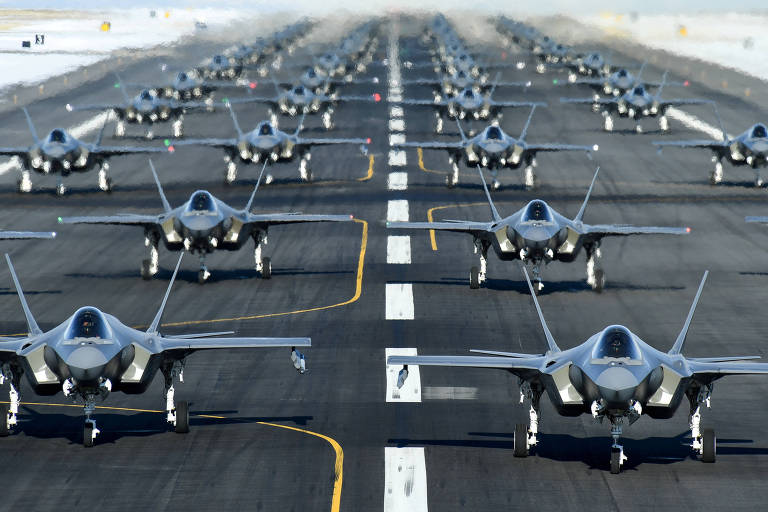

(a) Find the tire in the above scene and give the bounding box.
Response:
[83,423,94,447]
[610,447,621,474]
[701,428,716,463]
[513,423,528,457]
[198,270,207,284]
[593,269,605,293]
[105,178,113,194]
[261,257,272,279]
[0,404,9,437]
[469,266,480,289]
[445,175,455,188]
[141,259,152,280]
[175,400,190,434]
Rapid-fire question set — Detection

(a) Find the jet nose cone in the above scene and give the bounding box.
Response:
[181,216,216,232]
[520,226,554,245]
[66,346,109,384]
[752,141,768,153]
[596,366,639,405]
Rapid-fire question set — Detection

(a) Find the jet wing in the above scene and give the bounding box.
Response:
[393,141,465,150]
[397,99,443,106]
[400,78,441,86]
[659,98,712,107]
[525,143,596,153]
[688,360,768,379]
[245,213,354,225]
[746,216,768,224]
[387,220,494,235]
[559,97,616,105]
[653,139,728,149]
[90,145,169,156]
[0,147,30,157]
[58,214,161,226]
[490,100,540,108]
[0,337,29,358]
[226,96,279,108]
[66,103,124,112]
[581,224,690,238]
[157,335,311,352]
[170,138,239,149]
[0,231,56,240]
[296,137,369,147]
[387,354,546,378]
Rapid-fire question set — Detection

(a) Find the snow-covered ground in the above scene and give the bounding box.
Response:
[0,8,242,90]
[578,12,768,82]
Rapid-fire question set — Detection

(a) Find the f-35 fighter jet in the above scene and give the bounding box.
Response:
[394,106,597,189]
[0,253,311,446]
[387,167,689,292]
[58,160,354,283]
[388,267,768,473]
[0,108,165,195]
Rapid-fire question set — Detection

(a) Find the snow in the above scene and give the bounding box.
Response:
[0,8,242,90]
[578,12,768,83]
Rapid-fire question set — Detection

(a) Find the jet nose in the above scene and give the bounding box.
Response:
[752,141,768,153]
[595,366,639,406]
[66,346,109,384]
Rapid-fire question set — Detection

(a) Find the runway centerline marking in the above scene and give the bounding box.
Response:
[389,118,405,132]
[385,283,414,320]
[426,202,486,251]
[390,106,404,118]
[388,150,407,167]
[384,446,428,511]
[385,348,421,401]
[387,235,411,264]
[5,400,344,512]
[389,133,406,146]
[387,171,408,191]
[387,200,409,222]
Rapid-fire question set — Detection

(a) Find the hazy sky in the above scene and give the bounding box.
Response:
[1,1,765,15]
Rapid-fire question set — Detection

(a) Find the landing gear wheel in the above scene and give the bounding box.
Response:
[610,447,622,474]
[593,269,605,293]
[469,266,480,289]
[83,423,94,447]
[261,257,272,279]
[56,184,66,197]
[198,270,208,284]
[104,177,113,193]
[175,400,190,434]
[0,404,9,437]
[701,428,716,463]
[445,175,455,188]
[513,423,529,457]
[141,259,152,280]
[305,168,312,183]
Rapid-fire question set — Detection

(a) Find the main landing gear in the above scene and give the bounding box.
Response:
[586,244,605,293]
[16,169,32,193]
[141,237,159,280]
[469,239,489,289]
[522,158,537,190]
[688,385,716,463]
[0,366,20,437]
[162,360,189,434]
[709,157,723,185]
[97,162,113,193]
[299,152,313,182]
[254,232,272,279]
[514,381,542,458]
[446,156,459,188]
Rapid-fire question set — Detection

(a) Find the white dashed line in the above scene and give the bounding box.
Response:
[388,150,407,167]
[387,199,409,222]
[385,283,414,320]
[388,93,403,103]
[390,106,404,118]
[389,118,405,132]
[384,447,428,511]
[387,171,408,191]
[386,235,411,263]
[667,107,733,140]
[389,133,406,146]
[385,348,421,401]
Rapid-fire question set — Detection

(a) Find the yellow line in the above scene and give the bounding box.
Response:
[356,155,374,181]
[425,203,486,251]
[0,219,368,336]
[416,147,474,178]
[5,401,343,512]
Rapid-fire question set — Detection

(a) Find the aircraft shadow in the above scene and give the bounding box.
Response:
[0,286,62,297]
[14,406,314,445]
[407,278,684,294]
[390,431,768,471]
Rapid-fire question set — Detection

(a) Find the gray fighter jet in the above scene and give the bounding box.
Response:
[388,267,768,473]
[394,105,597,189]
[0,108,166,195]
[172,104,369,184]
[654,105,768,186]
[387,167,689,292]
[401,69,526,99]
[58,160,353,283]
[279,67,379,96]
[66,74,211,139]
[561,74,711,133]
[0,253,311,446]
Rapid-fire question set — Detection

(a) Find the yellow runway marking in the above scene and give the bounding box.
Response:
[5,401,344,512]
[267,155,373,188]
[416,147,475,178]
[426,203,486,251]
[356,154,375,181]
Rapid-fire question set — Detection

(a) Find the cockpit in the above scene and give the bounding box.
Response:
[521,200,553,223]
[632,86,646,96]
[293,86,306,95]
[185,191,217,215]
[485,126,503,140]
[64,307,112,341]
[616,69,628,77]
[213,55,225,64]
[139,90,154,101]
[751,124,767,138]
[177,72,188,82]
[257,122,274,136]
[592,326,642,360]
[462,89,475,99]
[48,129,67,143]
[307,69,316,78]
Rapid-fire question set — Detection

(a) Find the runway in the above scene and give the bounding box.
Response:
[0,12,767,512]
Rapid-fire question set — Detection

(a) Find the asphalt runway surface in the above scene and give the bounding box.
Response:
[0,13,767,512]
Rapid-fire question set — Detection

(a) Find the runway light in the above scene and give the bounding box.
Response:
[349,215,354,219]
[57,217,62,223]
[222,97,229,103]
[373,93,381,102]
[114,83,120,88]
[164,139,171,146]
[501,51,507,59]
[167,145,175,153]
[683,80,690,87]
[366,137,371,144]
[249,81,257,89]
[686,227,691,233]
[552,79,558,85]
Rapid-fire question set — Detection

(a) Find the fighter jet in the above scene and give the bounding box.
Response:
[387,167,689,292]
[388,267,768,473]
[0,108,166,195]
[402,69,526,99]
[0,253,311,446]
[127,70,235,102]
[65,75,211,139]
[393,105,597,189]
[195,54,244,81]
[58,160,354,283]
[172,103,369,184]
[654,105,768,186]
[226,80,381,130]
[398,74,535,133]
[279,66,379,96]
[561,74,711,133]
[563,62,679,99]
